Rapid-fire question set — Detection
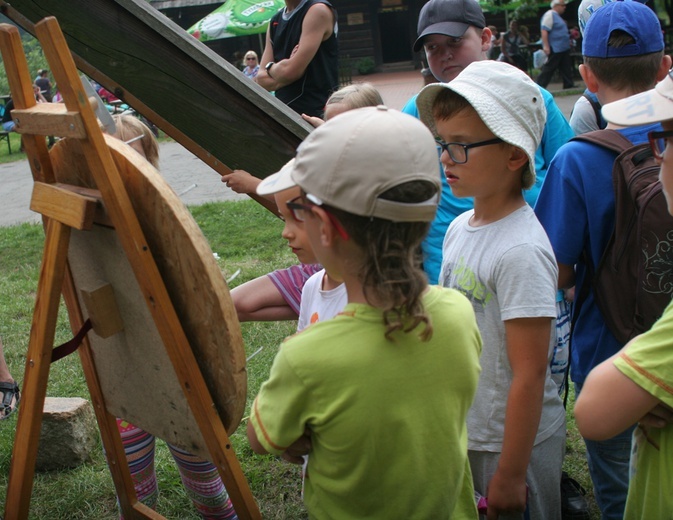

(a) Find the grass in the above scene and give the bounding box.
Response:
[0,132,24,163]
[0,198,600,519]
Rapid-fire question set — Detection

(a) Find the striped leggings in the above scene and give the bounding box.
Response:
[117,419,238,519]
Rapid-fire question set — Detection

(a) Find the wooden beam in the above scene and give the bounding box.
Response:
[30,182,98,230]
[0,0,309,183]
[12,102,88,138]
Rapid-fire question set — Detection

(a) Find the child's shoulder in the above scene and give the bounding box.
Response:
[500,208,555,253]
[424,285,475,316]
[445,206,550,255]
[487,205,543,237]
[303,268,327,291]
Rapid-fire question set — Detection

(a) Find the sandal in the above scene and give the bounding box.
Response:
[0,381,20,420]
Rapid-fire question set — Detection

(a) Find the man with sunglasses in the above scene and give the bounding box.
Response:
[534,3,672,518]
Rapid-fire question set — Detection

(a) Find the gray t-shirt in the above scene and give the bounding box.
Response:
[570,95,600,135]
[440,205,565,451]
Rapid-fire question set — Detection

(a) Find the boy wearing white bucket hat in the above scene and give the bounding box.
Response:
[417,60,565,519]
[574,72,673,519]
[403,0,573,285]
[534,2,672,518]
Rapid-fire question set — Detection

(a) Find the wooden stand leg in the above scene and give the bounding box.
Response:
[60,266,149,519]
[4,219,71,520]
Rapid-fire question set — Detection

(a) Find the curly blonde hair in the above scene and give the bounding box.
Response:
[326,180,437,341]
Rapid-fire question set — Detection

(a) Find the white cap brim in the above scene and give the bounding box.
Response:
[256,158,298,196]
[602,73,673,126]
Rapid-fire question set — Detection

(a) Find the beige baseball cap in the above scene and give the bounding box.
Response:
[602,70,673,126]
[257,106,441,222]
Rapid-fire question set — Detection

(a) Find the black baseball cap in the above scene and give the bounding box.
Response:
[413,0,486,52]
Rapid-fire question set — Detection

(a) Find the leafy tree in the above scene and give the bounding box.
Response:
[480,0,546,21]
[0,17,48,96]
[655,0,673,30]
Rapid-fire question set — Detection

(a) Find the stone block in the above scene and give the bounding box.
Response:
[36,397,98,472]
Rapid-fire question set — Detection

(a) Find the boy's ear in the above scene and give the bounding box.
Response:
[656,55,673,82]
[507,146,529,172]
[480,27,493,51]
[579,64,599,94]
[311,206,338,247]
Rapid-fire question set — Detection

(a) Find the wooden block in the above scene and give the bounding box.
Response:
[80,283,124,338]
[62,184,114,228]
[11,102,87,137]
[30,181,98,230]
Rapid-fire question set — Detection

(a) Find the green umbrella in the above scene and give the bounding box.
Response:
[188,0,284,42]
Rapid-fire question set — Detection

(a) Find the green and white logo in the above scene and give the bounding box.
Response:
[188,0,284,41]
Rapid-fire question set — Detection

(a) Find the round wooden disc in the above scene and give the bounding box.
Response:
[49,136,246,457]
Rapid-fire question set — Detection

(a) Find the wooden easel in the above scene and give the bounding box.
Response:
[0,18,261,520]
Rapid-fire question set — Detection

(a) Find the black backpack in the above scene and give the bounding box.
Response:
[572,129,673,344]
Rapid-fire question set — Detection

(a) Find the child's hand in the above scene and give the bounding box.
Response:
[639,403,673,429]
[486,471,527,519]
[221,170,261,194]
[301,113,325,128]
[281,429,312,464]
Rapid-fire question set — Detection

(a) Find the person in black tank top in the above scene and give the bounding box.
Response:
[257,0,338,118]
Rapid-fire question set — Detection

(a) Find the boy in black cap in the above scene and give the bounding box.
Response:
[403,0,573,287]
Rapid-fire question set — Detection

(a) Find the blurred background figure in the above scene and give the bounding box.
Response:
[35,69,53,102]
[499,20,529,72]
[242,50,259,79]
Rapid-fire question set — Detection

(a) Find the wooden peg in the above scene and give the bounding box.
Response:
[80,283,124,338]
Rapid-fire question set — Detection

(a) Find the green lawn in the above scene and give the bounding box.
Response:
[0,131,24,163]
[0,198,600,518]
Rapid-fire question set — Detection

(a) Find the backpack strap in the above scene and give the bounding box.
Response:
[572,128,633,153]
[580,90,607,130]
[564,129,633,404]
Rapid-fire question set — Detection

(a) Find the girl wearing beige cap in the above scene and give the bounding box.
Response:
[248,106,482,518]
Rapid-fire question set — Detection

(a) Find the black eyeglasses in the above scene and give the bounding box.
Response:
[648,130,673,161]
[286,195,349,240]
[435,137,504,164]
[246,57,257,61]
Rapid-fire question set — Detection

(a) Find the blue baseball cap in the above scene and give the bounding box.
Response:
[582,1,663,58]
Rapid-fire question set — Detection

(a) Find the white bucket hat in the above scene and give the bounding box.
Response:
[416,60,546,182]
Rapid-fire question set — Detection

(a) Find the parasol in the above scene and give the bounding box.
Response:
[188,0,284,41]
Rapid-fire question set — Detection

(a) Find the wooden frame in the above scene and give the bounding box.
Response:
[0,18,260,520]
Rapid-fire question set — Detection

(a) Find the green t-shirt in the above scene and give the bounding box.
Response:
[250,285,482,519]
[614,299,673,520]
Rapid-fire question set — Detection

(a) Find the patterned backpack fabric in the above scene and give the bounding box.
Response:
[572,129,673,344]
